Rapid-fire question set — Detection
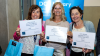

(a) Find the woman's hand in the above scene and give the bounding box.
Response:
[82,48,92,54]
[67,31,73,38]
[16,27,20,36]
[40,31,46,42]
[69,38,73,44]
[67,31,73,44]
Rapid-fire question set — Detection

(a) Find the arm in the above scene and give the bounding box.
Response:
[13,25,21,40]
[40,25,46,42]
[83,21,96,54]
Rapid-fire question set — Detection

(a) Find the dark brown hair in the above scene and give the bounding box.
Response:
[27,5,43,20]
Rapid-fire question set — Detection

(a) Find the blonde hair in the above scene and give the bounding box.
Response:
[50,2,67,21]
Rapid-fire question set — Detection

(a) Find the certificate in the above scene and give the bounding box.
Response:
[72,32,95,50]
[45,25,68,43]
[19,19,42,36]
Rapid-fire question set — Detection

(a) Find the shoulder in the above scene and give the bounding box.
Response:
[46,19,50,22]
[84,21,94,26]
[63,21,69,24]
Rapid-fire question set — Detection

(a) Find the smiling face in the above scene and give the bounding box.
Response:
[53,4,62,16]
[71,9,82,23]
[31,8,40,20]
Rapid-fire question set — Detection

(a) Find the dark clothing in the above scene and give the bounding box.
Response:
[0,46,2,52]
[70,50,90,56]
[70,50,83,56]
[96,19,100,56]
[21,53,33,56]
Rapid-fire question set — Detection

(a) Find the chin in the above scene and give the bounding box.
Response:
[32,18,38,20]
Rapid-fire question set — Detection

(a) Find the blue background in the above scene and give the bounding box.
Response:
[36,0,84,23]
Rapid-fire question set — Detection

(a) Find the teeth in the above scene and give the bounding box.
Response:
[56,12,60,13]
[34,16,37,18]
[74,18,77,20]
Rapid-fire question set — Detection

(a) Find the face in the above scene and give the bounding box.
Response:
[71,9,82,22]
[53,4,62,16]
[31,8,40,20]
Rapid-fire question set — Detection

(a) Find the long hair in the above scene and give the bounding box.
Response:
[50,2,66,21]
[27,5,43,20]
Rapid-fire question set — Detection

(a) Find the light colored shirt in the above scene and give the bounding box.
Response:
[71,25,86,52]
[45,19,69,50]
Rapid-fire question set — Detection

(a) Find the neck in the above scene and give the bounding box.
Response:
[54,16,61,23]
[74,20,83,26]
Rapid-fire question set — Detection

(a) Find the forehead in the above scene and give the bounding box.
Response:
[54,4,61,7]
[71,9,79,13]
[32,8,40,11]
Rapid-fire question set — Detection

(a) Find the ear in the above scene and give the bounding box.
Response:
[80,14,82,17]
[53,10,54,13]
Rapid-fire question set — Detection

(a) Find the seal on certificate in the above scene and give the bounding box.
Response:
[73,42,76,45]
[46,36,49,39]
[22,32,25,35]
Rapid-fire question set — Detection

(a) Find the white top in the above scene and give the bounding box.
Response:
[72,25,86,52]
[19,34,40,54]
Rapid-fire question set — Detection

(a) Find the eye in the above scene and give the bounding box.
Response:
[59,8,61,9]
[76,13,78,15]
[54,8,57,9]
[37,11,39,13]
[32,11,35,13]
[71,14,74,16]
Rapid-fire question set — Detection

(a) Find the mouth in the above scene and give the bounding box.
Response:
[56,11,60,13]
[73,17,78,20]
[33,16,38,19]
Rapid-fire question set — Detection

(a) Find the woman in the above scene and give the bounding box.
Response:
[67,6,96,56]
[44,2,69,56]
[13,5,45,56]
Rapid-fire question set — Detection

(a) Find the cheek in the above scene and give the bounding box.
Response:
[37,13,40,18]
[31,13,34,17]
[71,16,74,19]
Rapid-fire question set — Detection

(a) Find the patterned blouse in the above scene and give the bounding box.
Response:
[13,25,45,54]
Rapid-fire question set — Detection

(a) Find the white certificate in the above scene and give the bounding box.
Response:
[72,32,95,50]
[45,25,68,43]
[19,19,42,36]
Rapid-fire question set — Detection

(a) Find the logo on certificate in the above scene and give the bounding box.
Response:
[46,36,49,39]
[22,32,25,35]
[73,42,76,45]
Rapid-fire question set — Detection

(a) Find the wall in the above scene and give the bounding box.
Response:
[84,0,100,6]
[83,7,100,32]
[7,0,20,41]
[83,0,100,32]
[0,0,8,56]
[0,0,20,56]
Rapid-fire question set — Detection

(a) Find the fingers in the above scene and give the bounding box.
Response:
[40,31,45,39]
[67,31,73,39]
[40,31,46,42]
[42,38,46,42]
[69,38,73,44]
[16,27,20,36]
[82,48,92,53]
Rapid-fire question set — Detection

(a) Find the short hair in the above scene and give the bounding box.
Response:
[70,6,83,17]
[50,2,66,21]
[27,5,43,20]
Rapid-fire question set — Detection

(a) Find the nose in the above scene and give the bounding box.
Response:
[73,14,77,17]
[34,12,37,15]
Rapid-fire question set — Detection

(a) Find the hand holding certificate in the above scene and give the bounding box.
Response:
[45,25,68,43]
[72,32,95,50]
[19,19,42,36]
